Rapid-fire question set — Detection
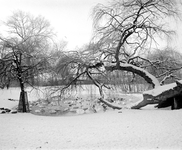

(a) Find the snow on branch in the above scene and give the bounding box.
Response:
[105,62,160,88]
[143,80,182,98]
[121,63,160,87]
[160,74,181,85]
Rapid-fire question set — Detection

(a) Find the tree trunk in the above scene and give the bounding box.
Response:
[131,99,158,109]
[18,78,29,112]
[131,80,182,109]
[18,91,29,112]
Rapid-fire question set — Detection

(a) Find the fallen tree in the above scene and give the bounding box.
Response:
[131,80,182,109]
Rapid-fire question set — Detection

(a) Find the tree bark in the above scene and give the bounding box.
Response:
[18,91,29,112]
[131,80,182,109]
[18,76,29,112]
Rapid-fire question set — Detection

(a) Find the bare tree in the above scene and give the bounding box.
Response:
[53,0,182,110]
[0,11,54,112]
[5,11,54,84]
[91,0,180,85]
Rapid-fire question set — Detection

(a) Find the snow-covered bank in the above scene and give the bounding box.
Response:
[1,87,182,149]
[0,86,143,111]
[1,110,182,150]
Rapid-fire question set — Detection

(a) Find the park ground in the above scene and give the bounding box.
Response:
[1,104,182,149]
[0,88,182,150]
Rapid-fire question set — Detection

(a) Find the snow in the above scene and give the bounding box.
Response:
[1,110,182,150]
[143,80,182,97]
[120,63,161,87]
[0,87,43,109]
[1,88,182,149]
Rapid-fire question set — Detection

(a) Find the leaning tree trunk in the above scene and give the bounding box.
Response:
[103,63,182,110]
[85,63,162,110]
[131,80,182,109]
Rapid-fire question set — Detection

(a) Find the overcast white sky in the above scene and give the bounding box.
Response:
[0,0,107,50]
[0,0,181,52]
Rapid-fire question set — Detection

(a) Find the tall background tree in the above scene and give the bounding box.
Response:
[146,48,182,85]
[0,11,55,112]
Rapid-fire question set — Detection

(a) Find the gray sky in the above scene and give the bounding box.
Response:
[0,0,107,49]
[0,0,181,52]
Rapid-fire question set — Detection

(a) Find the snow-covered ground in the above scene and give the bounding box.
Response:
[1,110,182,150]
[1,87,182,150]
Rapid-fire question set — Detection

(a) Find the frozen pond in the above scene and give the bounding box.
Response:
[0,85,144,109]
[0,85,102,101]
[0,84,146,101]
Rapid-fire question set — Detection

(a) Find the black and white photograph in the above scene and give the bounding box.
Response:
[0,0,182,149]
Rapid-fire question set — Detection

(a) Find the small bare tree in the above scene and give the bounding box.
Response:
[0,11,54,112]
